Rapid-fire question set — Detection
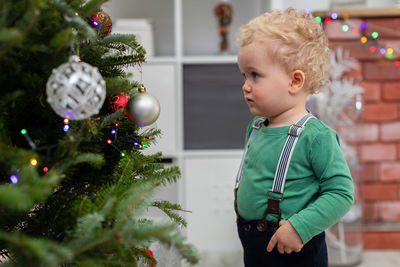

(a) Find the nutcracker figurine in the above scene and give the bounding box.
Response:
[214,0,233,53]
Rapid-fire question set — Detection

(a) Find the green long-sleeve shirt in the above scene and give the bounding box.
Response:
[236,116,354,244]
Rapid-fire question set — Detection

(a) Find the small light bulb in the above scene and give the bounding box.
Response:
[63,124,70,132]
[107,139,112,144]
[10,175,18,184]
[43,166,49,172]
[20,129,27,135]
[361,36,367,44]
[64,118,69,124]
[111,129,116,134]
[370,46,376,53]
[30,158,38,166]
[360,22,367,30]
[121,153,126,157]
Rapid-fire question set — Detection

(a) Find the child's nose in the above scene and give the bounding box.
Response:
[242,81,251,93]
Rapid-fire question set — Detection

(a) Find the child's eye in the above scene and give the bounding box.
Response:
[251,72,259,78]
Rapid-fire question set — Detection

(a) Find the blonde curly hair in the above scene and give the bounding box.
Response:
[237,7,329,94]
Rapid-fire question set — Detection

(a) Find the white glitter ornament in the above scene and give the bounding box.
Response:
[46,55,106,120]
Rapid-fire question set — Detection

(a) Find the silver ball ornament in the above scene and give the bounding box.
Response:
[46,55,106,120]
[126,86,160,126]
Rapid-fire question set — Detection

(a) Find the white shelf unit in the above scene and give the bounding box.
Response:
[103,1,265,266]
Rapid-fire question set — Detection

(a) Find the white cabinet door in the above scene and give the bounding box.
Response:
[183,155,243,266]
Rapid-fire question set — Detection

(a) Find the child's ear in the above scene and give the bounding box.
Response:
[289,70,305,94]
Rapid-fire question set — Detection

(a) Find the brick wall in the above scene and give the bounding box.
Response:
[325,16,400,249]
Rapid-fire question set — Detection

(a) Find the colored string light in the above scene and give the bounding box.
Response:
[107,139,112,144]
[63,124,70,132]
[315,16,322,23]
[64,118,69,124]
[380,48,386,55]
[325,18,331,24]
[30,158,38,166]
[370,46,376,53]
[331,12,338,20]
[121,152,126,157]
[386,53,394,59]
[352,28,358,35]
[388,48,394,54]
[115,123,119,127]
[342,25,349,32]
[361,36,367,44]
[395,61,400,67]
[10,175,19,184]
[371,32,379,39]
[43,166,49,172]
[20,129,27,135]
[142,142,150,149]
[111,129,116,135]
[305,8,311,15]
[360,22,367,30]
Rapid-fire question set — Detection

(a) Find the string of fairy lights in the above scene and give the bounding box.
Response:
[11,120,152,184]
[305,9,400,66]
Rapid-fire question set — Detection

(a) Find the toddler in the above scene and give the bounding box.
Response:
[235,7,354,267]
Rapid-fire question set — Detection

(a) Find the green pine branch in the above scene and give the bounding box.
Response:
[152,200,189,227]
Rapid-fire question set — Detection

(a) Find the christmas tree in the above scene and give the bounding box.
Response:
[0,0,198,266]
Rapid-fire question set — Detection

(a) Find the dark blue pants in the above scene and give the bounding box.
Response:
[237,216,328,267]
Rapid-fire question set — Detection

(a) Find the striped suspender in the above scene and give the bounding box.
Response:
[235,114,315,194]
[235,117,265,189]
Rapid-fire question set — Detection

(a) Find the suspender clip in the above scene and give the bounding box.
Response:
[267,190,283,201]
[288,123,304,137]
[252,118,265,129]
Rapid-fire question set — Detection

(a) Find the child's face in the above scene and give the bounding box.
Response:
[237,41,293,118]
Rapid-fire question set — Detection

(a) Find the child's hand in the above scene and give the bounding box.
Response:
[266,220,303,254]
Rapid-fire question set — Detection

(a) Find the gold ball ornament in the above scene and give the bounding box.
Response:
[126,86,160,126]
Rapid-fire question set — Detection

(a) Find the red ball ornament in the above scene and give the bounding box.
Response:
[105,93,130,114]
[88,11,112,38]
